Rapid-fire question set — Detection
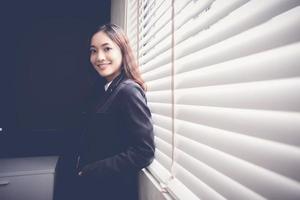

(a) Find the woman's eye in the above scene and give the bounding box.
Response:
[90,48,96,54]
[104,47,112,52]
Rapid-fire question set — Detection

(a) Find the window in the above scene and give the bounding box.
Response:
[126,0,300,199]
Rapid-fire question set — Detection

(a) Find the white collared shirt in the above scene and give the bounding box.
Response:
[104,81,112,91]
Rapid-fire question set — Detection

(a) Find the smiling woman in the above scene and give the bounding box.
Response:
[74,24,155,200]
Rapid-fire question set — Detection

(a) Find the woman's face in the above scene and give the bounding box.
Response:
[90,31,123,82]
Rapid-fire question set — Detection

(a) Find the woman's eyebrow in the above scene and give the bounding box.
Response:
[100,42,110,47]
[90,43,111,49]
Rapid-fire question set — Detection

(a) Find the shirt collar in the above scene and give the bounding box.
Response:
[105,71,126,93]
[104,81,112,91]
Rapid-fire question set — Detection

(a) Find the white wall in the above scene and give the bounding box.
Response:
[110,0,126,29]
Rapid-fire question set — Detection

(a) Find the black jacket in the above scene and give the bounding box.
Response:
[76,72,155,200]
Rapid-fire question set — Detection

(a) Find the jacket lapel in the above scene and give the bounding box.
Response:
[95,72,126,113]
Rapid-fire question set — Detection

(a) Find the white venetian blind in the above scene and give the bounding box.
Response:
[137,0,175,183]
[126,0,300,199]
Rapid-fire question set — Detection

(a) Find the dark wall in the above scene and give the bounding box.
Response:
[0,2,111,199]
[0,0,110,157]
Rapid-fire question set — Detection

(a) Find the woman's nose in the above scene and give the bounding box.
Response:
[96,52,105,61]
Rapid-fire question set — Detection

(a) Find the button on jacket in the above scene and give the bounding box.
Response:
[77,72,155,200]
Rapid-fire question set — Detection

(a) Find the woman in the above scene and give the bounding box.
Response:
[75,24,155,200]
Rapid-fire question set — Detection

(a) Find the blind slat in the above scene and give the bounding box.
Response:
[142,63,171,82]
[176,105,300,146]
[147,77,171,91]
[140,50,171,73]
[149,102,172,117]
[174,149,266,200]
[175,6,300,74]
[174,0,300,65]
[175,136,300,200]
[146,90,171,103]
[175,119,300,182]
[170,162,226,200]
[139,0,166,31]
[139,2,171,49]
[152,113,172,131]
[139,0,215,63]
[154,149,172,170]
[155,136,172,159]
[173,0,250,52]
[176,78,300,112]
[154,125,172,145]
[139,0,193,54]
[175,43,300,88]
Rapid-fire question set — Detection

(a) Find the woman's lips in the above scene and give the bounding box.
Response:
[97,63,110,69]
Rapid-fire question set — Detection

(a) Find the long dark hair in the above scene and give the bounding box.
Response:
[91,24,146,91]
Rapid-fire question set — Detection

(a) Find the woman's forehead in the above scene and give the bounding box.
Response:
[91,31,115,46]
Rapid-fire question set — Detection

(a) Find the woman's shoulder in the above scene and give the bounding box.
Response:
[118,79,146,99]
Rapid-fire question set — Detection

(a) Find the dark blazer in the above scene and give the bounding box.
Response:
[76,72,155,200]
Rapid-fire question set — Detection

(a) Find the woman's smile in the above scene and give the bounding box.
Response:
[97,63,111,69]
